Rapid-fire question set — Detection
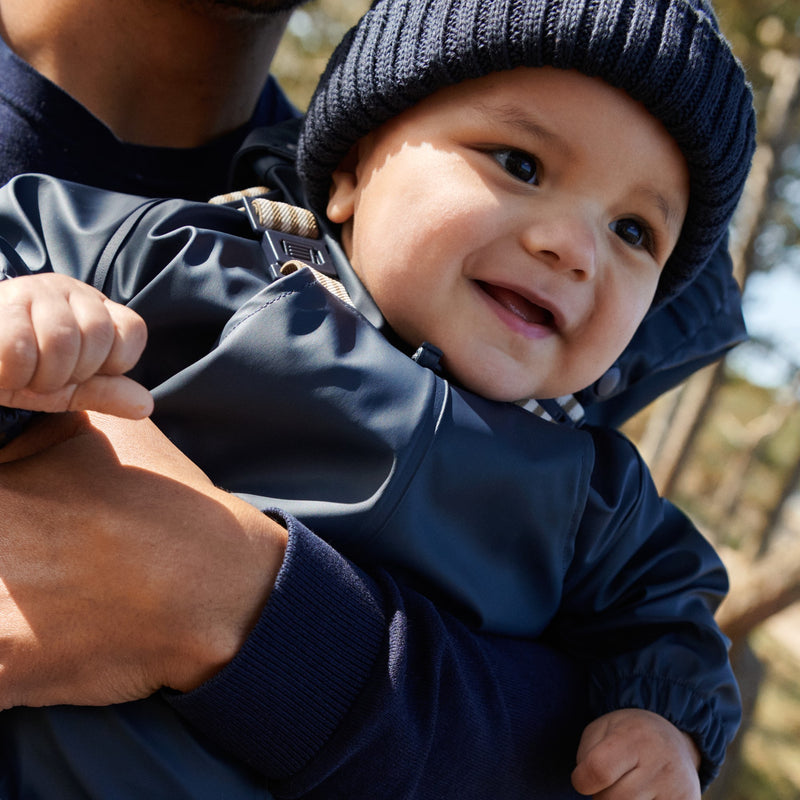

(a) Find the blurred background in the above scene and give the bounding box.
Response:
[271,2,800,796]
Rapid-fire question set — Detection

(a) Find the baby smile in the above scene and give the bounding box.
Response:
[476,280,557,337]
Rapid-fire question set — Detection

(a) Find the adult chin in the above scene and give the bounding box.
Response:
[186,0,309,16]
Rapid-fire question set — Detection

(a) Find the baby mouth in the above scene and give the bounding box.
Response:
[477,281,556,328]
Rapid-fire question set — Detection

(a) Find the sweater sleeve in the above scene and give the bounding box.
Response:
[550,426,740,789]
[169,510,590,799]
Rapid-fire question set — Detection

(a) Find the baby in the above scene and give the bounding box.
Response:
[0,0,755,797]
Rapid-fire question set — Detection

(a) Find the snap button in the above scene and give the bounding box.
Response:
[595,367,621,398]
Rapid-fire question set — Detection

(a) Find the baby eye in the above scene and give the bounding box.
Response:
[610,218,653,250]
[492,149,539,185]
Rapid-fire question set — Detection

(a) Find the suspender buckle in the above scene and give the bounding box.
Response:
[210,187,334,282]
[241,195,333,282]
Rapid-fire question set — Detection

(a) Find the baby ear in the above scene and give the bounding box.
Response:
[326,145,360,224]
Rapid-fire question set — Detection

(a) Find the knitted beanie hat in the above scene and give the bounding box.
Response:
[296,0,756,304]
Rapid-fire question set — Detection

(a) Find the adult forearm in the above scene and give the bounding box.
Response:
[0,411,287,707]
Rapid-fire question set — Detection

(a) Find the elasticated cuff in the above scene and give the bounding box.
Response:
[589,669,741,791]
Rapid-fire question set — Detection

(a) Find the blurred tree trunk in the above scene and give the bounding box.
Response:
[649,363,725,497]
[708,52,800,634]
[705,52,800,631]
[754,452,800,557]
[711,392,797,533]
[717,544,800,642]
[729,52,800,286]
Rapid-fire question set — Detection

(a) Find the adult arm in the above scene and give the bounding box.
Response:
[0,411,287,705]
[0,412,587,798]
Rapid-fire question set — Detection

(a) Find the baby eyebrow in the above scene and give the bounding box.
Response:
[474,102,568,152]
[642,187,683,231]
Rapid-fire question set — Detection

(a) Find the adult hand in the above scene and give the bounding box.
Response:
[0,411,287,709]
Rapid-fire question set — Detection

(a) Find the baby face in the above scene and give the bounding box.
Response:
[327,67,689,401]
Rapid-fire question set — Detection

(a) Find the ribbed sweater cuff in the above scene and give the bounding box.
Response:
[167,510,386,778]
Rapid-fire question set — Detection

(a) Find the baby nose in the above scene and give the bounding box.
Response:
[521,210,598,281]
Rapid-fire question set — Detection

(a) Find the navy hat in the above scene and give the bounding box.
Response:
[297,0,756,304]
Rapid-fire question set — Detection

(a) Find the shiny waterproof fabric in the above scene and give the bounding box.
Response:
[0,174,740,791]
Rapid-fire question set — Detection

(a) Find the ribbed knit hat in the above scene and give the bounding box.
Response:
[296,0,756,304]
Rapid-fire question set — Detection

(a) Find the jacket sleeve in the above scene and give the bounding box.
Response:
[550,425,739,789]
[0,173,589,798]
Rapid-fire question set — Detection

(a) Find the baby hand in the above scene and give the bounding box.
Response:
[0,273,152,418]
[571,708,701,799]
